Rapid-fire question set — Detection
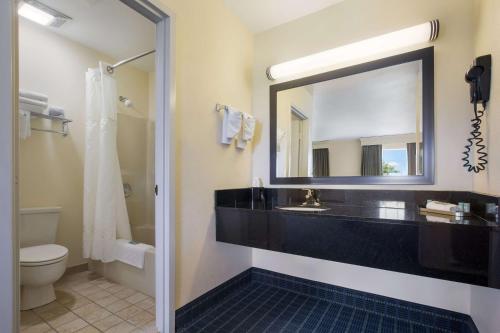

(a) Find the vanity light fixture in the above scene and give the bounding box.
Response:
[18,0,72,27]
[266,20,439,80]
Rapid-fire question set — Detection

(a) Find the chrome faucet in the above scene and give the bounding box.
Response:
[301,189,321,207]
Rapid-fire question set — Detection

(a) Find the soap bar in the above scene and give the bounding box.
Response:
[426,201,458,213]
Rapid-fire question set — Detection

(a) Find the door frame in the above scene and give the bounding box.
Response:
[0,1,176,332]
[0,1,19,332]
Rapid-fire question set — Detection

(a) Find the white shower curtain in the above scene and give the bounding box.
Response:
[83,62,132,263]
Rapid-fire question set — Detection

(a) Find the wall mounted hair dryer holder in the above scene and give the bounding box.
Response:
[462,54,492,174]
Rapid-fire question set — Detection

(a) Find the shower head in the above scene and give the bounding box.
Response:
[119,96,133,108]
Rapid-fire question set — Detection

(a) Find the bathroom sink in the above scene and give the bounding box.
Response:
[277,206,330,212]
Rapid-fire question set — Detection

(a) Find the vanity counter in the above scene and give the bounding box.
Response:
[224,203,497,228]
[215,188,500,289]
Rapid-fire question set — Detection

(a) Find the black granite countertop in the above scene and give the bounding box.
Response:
[217,204,497,228]
[215,188,500,228]
[270,202,496,227]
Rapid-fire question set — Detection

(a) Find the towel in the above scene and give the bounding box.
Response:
[113,239,154,269]
[19,96,48,107]
[426,201,458,213]
[19,102,47,114]
[19,97,48,114]
[19,90,48,102]
[19,110,31,139]
[237,113,256,149]
[48,106,65,117]
[425,215,452,223]
[221,106,242,144]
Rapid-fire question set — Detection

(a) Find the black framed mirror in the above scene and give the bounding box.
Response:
[270,47,435,185]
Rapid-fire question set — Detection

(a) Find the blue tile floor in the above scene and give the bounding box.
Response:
[176,268,477,333]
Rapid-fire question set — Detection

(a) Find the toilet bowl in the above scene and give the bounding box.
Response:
[20,207,69,310]
[20,244,69,310]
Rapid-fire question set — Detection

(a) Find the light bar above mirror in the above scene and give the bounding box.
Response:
[266,20,439,81]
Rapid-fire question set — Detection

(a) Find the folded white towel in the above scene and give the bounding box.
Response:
[19,90,48,102]
[19,110,31,140]
[113,239,154,269]
[19,102,47,114]
[425,215,452,223]
[19,96,48,107]
[48,106,65,117]
[426,201,458,213]
[221,106,242,144]
[237,113,256,149]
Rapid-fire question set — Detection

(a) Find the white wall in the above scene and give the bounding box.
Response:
[360,133,418,147]
[471,285,500,333]
[250,0,483,321]
[253,249,472,313]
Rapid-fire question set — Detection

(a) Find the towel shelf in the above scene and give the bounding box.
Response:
[30,112,72,137]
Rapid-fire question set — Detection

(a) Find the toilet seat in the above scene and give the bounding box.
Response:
[20,244,68,267]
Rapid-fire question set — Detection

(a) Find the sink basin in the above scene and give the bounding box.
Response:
[277,206,330,212]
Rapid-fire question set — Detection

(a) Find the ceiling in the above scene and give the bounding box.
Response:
[224,0,345,33]
[310,61,422,141]
[33,0,156,72]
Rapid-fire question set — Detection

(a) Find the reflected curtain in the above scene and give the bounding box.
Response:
[407,142,417,175]
[361,145,382,176]
[419,143,424,175]
[313,148,330,177]
[83,62,132,263]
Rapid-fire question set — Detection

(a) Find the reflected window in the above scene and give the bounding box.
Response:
[382,147,408,176]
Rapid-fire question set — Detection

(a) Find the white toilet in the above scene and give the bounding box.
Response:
[20,207,69,310]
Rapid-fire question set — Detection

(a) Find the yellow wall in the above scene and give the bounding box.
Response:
[473,0,500,195]
[19,19,153,267]
[154,0,255,308]
[470,1,500,332]
[252,0,478,190]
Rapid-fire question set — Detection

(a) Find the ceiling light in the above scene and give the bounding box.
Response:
[18,2,55,26]
[18,0,72,28]
[266,20,439,80]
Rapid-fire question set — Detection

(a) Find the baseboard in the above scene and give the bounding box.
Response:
[64,262,89,276]
[175,267,479,333]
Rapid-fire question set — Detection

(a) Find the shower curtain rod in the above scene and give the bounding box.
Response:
[106,49,155,74]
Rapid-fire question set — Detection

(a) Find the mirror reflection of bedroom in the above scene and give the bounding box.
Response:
[276,60,424,178]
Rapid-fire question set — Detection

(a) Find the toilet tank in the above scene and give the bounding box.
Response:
[20,207,62,248]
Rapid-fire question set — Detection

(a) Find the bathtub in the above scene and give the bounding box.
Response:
[89,246,155,297]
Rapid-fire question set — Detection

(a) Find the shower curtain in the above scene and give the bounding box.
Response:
[83,62,131,263]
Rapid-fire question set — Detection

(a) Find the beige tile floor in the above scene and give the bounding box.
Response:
[20,271,157,333]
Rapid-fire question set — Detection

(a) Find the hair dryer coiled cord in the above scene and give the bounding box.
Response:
[462,103,487,173]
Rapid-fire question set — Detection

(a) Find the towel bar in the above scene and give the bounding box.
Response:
[215,103,228,112]
[29,112,72,136]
